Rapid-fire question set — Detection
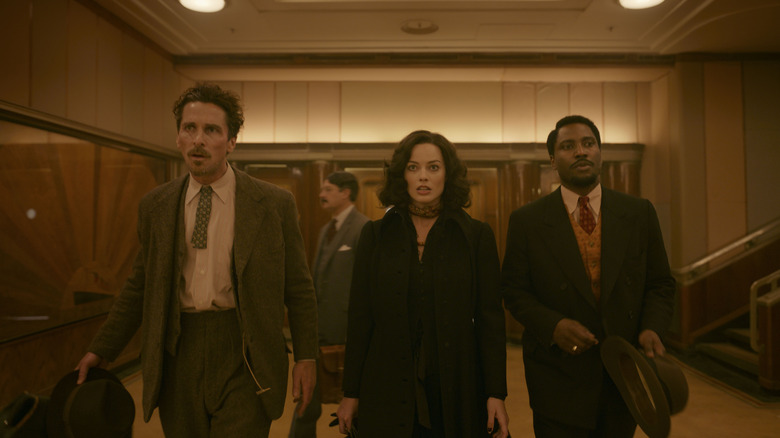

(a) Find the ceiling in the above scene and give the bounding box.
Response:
[89,0,780,59]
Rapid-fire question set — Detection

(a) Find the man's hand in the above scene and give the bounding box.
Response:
[291,360,316,416]
[638,329,666,358]
[75,352,104,385]
[486,397,509,438]
[336,397,359,435]
[552,318,598,355]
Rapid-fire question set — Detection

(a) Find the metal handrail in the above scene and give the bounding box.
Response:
[750,270,780,352]
[672,217,780,284]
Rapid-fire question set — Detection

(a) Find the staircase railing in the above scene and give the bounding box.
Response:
[673,218,780,285]
[670,218,780,346]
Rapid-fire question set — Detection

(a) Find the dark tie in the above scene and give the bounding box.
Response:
[326,219,337,244]
[192,185,213,249]
[578,196,596,234]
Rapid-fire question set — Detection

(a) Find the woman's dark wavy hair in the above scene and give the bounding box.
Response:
[173,82,244,140]
[378,130,471,211]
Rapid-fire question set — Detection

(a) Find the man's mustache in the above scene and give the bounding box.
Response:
[571,159,593,168]
[189,148,211,158]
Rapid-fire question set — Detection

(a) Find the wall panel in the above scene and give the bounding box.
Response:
[308,83,341,142]
[570,82,603,129]
[275,83,309,143]
[603,83,638,143]
[703,62,746,250]
[669,63,708,266]
[143,49,165,146]
[120,35,144,139]
[243,82,275,143]
[96,18,123,133]
[0,0,31,106]
[535,83,569,142]
[502,83,535,142]
[744,61,780,231]
[31,0,68,117]
[67,1,97,125]
[341,82,502,143]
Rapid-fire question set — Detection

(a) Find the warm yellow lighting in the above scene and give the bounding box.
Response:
[619,0,665,9]
[179,0,226,13]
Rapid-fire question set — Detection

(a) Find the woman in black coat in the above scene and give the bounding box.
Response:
[336,130,509,438]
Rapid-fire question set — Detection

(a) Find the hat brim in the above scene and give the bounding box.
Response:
[46,368,129,438]
[601,336,673,438]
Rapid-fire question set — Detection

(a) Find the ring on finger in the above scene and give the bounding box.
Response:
[572,345,578,352]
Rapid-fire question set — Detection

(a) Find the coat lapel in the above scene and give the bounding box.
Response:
[541,188,598,309]
[318,208,358,270]
[233,169,266,280]
[599,189,632,304]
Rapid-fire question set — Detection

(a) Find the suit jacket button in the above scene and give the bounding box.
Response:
[559,283,567,291]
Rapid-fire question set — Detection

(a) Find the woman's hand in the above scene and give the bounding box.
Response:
[487,397,509,438]
[336,397,359,435]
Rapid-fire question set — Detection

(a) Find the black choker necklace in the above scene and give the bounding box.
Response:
[408,203,441,218]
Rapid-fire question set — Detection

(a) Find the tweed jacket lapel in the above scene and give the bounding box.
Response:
[599,188,633,305]
[232,168,266,280]
[541,188,598,310]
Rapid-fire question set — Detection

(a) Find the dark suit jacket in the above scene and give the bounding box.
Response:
[88,167,318,421]
[501,187,675,429]
[312,207,369,346]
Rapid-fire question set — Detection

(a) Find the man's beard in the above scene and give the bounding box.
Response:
[563,173,599,188]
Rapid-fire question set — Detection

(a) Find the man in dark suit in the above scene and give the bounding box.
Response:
[501,115,675,437]
[75,83,318,437]
[289,171,369,437]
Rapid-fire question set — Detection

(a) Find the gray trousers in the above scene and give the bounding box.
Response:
[157,310,272,437]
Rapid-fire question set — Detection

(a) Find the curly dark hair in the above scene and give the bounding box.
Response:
[172,82,244,140]
[378,130,470,211]
[546,114,602,157]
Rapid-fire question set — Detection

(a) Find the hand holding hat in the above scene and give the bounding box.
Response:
[46,368,134,438]
[601,335,689,438]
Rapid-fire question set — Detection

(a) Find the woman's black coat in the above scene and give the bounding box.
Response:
[343,207,507,437]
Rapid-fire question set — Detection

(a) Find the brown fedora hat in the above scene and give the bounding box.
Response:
[45,368,134,438]
[601,336,689,438]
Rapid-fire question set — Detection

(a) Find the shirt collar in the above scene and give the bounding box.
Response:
[333,204,354,230]
[185,165,236,206]
[560,184,602,217]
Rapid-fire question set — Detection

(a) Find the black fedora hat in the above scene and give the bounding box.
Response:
[46,368,134,438]
[601,336,688,438]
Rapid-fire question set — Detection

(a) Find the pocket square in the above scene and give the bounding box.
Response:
[338,245,352,251]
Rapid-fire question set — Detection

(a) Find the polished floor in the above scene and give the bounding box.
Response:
[127,343,780,438]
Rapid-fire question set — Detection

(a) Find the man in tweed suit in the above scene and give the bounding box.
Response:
[75,83,318,437]
[289,171,369,437]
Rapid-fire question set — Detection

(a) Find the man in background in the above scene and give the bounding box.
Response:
[290,171,369,437]
[501,115,675,437]
[76,82,318,437]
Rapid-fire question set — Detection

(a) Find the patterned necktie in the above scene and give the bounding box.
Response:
[326,219,337,244]
[192,185,213,249]
[578,196,596,234]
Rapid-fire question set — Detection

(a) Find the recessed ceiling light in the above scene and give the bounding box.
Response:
[179,0,226,13]
[618,0,665,9]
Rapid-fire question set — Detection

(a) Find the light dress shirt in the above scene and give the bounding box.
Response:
[332,204,354,231]
[180,165,236,312]
[560,184,602,224]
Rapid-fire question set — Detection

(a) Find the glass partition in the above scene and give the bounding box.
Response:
[0,120,170,342]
